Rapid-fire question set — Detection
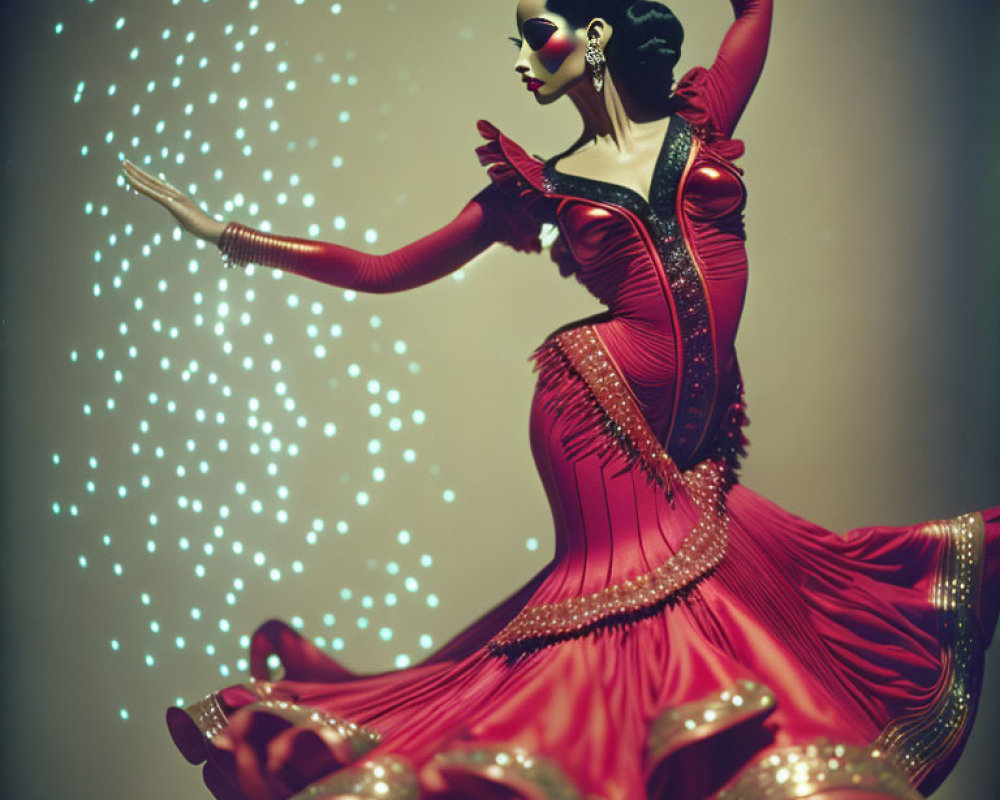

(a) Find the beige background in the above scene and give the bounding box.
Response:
[2,1,998,798]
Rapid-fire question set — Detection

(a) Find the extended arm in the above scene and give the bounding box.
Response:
[692,0,773,138]
[120,158,510,294]
[219,188,503,293]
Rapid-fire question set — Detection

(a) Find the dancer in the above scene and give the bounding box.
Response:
[123,1,1000,798]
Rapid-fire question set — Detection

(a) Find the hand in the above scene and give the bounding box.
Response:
[121,160,227,246]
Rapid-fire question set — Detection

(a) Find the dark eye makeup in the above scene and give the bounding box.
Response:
[522,18,558,51]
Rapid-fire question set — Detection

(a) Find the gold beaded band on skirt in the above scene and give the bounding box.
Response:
[289,756,420,800]
[431,746,585,800]
[646,680,777,769]
[716,741,922,800]
[180,680,381,760]
[874,512,985,787]
[487,460,727,654]
[487,325,729,655]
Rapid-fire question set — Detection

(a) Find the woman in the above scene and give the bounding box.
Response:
[122,1,1000,798]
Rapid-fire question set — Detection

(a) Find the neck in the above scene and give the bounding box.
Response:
[568,71,661,154]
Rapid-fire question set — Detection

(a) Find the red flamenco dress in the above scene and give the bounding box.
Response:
[166,2,1000,798]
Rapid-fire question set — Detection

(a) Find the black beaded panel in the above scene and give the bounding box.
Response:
[543,118,721,471]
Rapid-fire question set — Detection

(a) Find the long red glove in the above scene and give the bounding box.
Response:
[218,185,511,293]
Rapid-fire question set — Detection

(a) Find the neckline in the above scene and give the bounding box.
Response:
[543,115,686,219]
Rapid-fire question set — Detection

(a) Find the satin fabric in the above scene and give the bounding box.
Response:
[169,2,1000,798]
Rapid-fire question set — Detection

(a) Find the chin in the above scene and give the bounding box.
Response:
[534,88,562,106]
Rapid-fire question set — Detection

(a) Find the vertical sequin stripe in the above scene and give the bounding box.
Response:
[645,122,719,464]
[542,118,724,471]
[715,741,921,800]
[874,512,985,788]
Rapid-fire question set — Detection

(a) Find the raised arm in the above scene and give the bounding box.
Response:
[218,188,504,294]
[684,0,773,139]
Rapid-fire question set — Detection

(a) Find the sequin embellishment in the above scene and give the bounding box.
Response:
[874,512,985,789]
[543,118,740,473]
[289,756,420,800]
[488,325,728,655]
[431,745,586,800]
[716,741,921,800]
[248,697,382,761]
[646,680,776,769]
[183,693,228,741]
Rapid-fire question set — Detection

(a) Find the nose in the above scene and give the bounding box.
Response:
[514,51,530,75]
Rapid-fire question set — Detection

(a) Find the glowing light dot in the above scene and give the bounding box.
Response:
[526,537,540,552]
[442,489,456,503]
[394,654,411,669]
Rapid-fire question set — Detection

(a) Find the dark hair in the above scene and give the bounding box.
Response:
[545,0,683,114]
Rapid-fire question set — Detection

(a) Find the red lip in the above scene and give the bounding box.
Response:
[525,78,544,92]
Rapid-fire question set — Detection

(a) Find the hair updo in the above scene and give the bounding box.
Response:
[545,0,684,114]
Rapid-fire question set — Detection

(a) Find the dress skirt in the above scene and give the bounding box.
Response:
[165,329,1000,800]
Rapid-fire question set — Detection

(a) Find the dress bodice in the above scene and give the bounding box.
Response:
[476,100,751,473]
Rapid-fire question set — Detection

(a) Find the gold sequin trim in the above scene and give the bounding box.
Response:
[716,741,921,800]
[874,511,985,785]
[555,325,684,492]
[432,745,587,800]
[488,457,727,654]
[489,324,729,654]
[289,756,419,800]
[646,680,776,769]
[183,693,228,741]
[246,696,381,761]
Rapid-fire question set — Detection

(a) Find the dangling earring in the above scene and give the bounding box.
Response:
[585,34,606,93]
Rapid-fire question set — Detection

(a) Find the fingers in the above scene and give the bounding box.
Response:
[121,160,183,204]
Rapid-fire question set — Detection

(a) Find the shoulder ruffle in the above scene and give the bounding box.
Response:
[671,68,746,162]
[475,119,548,196]
[473,120,554,254]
